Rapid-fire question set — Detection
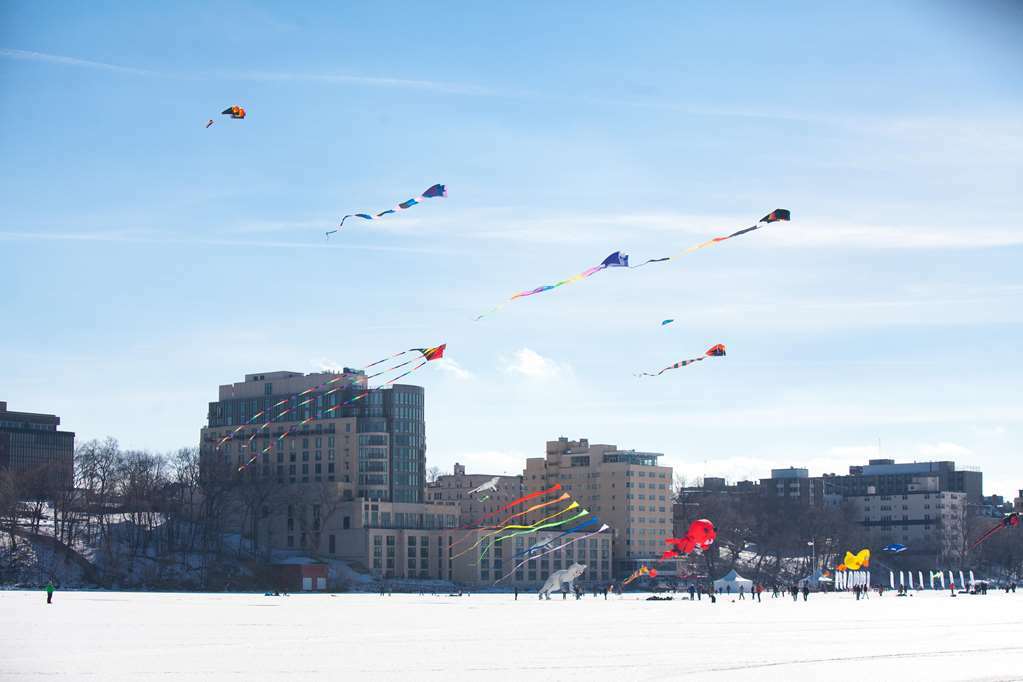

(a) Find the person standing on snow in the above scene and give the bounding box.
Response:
[45,581,55,605]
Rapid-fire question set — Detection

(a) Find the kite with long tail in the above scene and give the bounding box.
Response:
[969,512,1020,551]
[475,210,789,318]
[455,500,580,561]
[631,208,791,268]
[465,483,563,528]
[232,344,446,473]
[326,184,446,237]
[623,565,658,586]
[236,390,370,472]
[363,344,447,385]
[637,344,726,377]
[475,251,629,320]
[495,522,610,583]
[514,515,599,558]
[478,508,590,562]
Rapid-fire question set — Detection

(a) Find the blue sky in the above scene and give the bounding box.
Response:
[2,2,1021,496]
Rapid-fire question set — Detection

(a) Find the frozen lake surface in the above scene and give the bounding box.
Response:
[2,589,1022,681]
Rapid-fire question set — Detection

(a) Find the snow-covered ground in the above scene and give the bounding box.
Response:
[2,590,1021,681]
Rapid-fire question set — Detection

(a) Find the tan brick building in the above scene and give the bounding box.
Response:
[524,437,672,578]
[427,463,524,527]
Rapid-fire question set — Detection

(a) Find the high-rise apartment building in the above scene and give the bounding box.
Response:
[427,463,524,527]
[200,370,425,502]
[0,400,75,483]
[524,437,672,578]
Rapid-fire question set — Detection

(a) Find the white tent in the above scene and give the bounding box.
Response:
[800,568,833,589]
[713,569,754,593]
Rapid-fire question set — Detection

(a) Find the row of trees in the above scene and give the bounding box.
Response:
[672,476,1022,583]
[0,438,335,589]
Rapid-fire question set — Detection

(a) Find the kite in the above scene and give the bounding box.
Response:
[969,512,1020,551]
[671,209,790,257]
[468,477,500,497]
[496,523,610,583]
[475,210,790,319]
[661,319,674,326]
[514,515,600,558]
[538,563,587,599]
[236,390,370,472]
[453,498,578,560]
[882,543,907,553]
[661,518,716,560]
[467,483,563,528]
[218,371,366,447]
[623,565,658,586]
[638,344,726,378]
[326,184,447,237]
[478,507,590,561]
[208,105,246,128]
[475,251,630,320]
[363,344,447,385]
[447,491,571,555]
[843,549,870,570]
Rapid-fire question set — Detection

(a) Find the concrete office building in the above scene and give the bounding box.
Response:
[0,400,75,484]
[846,476,968,560]
[825,459,982,509]
[759,467,826,506]
[524,437,672,577]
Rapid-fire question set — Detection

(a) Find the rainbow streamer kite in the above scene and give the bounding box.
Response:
[514,515,600,558]
[465,483,563,529]
[637,344,726,377]
[475,251,629,320]
[459,500,581,561]
[475,209,790,319]
[326,183,447,237]
[496,523,610,583]
[478,507,590,562]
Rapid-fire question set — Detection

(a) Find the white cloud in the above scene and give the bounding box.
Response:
[0,48,155,75]
[433,358,473,381]
[828,445,883,460]
[501,348,569,380]
[226,70,508,97]
[917,442,974,458]
[317,359,345,373]
[0,48,506,97]
[0,230,457,254]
